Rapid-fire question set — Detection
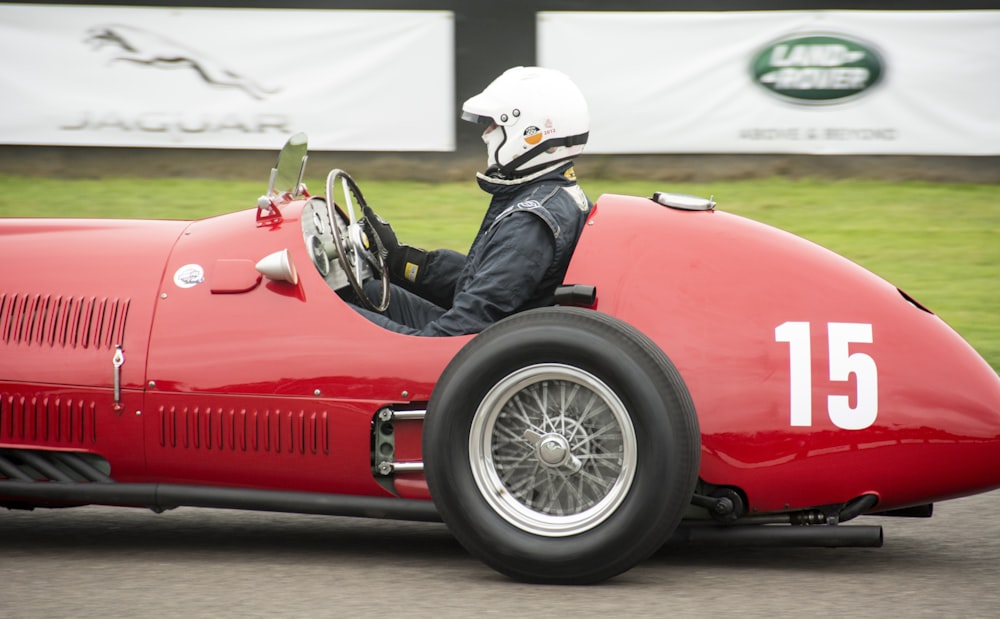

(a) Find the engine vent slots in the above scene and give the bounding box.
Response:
[0,294,130,349]
[0,394,98,445]
[157,405,331,456]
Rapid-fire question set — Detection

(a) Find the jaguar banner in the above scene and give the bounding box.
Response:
[0,4,454,150]
[538,10,1000,155]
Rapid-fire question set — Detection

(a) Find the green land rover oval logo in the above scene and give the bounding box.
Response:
[751,33,884,104]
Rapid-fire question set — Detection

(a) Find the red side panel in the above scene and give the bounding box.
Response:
[565,194,1000,513]
[141,205,466,495]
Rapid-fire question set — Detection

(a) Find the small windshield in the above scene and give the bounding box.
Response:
[267,132,308,198]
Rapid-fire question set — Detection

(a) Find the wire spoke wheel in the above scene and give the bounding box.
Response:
[470,364,637,537]
[424,308,700,584]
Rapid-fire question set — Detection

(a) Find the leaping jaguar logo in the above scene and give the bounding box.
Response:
[85,24,280,100]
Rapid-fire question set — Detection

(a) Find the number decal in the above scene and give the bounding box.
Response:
[775,321,878,430]
[827,322,878,430]
[774,321,812,426]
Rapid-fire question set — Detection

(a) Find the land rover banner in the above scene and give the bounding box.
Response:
[538,10,1000,155]
[0,4,454,150]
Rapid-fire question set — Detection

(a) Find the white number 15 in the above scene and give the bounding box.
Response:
[774,321,878,430]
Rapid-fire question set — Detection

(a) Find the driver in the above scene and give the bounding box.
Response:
[354,66,592,336]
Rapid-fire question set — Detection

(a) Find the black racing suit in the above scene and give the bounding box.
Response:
[356,161,592,336]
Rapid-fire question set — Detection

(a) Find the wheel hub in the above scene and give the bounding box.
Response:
[523,429,583,472]
[538,434,570,467]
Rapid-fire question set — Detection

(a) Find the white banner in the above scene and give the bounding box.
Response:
[0,5,454,150]
[539,11,1000,155]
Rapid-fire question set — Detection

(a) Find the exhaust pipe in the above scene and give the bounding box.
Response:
[669,523,883,548]
[669,493,884,548]
[0,480,441,522]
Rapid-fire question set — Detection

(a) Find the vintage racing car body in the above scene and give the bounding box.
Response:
[2,135,999,584]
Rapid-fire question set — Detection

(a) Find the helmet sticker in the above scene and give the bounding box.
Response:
[523,126,543,146]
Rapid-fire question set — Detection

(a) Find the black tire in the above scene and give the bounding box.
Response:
[423,307,700,584]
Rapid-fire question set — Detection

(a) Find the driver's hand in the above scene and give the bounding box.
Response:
[362,205,428,286]
[363,205,400,255]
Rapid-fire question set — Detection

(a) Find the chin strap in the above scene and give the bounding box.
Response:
[480,160,574,186]
[496,131,589,179]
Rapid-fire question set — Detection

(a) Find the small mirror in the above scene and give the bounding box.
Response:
[266,132,308,198]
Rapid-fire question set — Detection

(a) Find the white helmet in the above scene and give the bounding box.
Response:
[461,66,589,178]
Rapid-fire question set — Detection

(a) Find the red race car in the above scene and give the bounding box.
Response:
[2,134,999,584]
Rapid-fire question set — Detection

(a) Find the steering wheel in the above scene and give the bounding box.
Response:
[325,169,390,312]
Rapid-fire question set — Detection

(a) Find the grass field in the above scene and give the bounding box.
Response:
[1,173,997,372]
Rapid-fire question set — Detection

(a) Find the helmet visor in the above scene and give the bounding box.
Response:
[460,110,493,125]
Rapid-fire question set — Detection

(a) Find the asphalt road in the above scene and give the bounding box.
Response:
[2,490,999,619]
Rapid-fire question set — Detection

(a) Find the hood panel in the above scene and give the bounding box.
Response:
[0,218,188,389]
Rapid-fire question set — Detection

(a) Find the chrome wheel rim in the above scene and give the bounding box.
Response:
[469,363,637,537]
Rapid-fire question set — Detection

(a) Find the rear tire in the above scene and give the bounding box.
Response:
[423,308,700,584]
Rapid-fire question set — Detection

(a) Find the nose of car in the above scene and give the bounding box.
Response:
[888,327,1000,507]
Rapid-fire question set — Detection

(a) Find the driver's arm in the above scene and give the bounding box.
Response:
[364,205,464,308]
[357,213,554,337]
[401,248,465,309]
[414,213,553,337]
